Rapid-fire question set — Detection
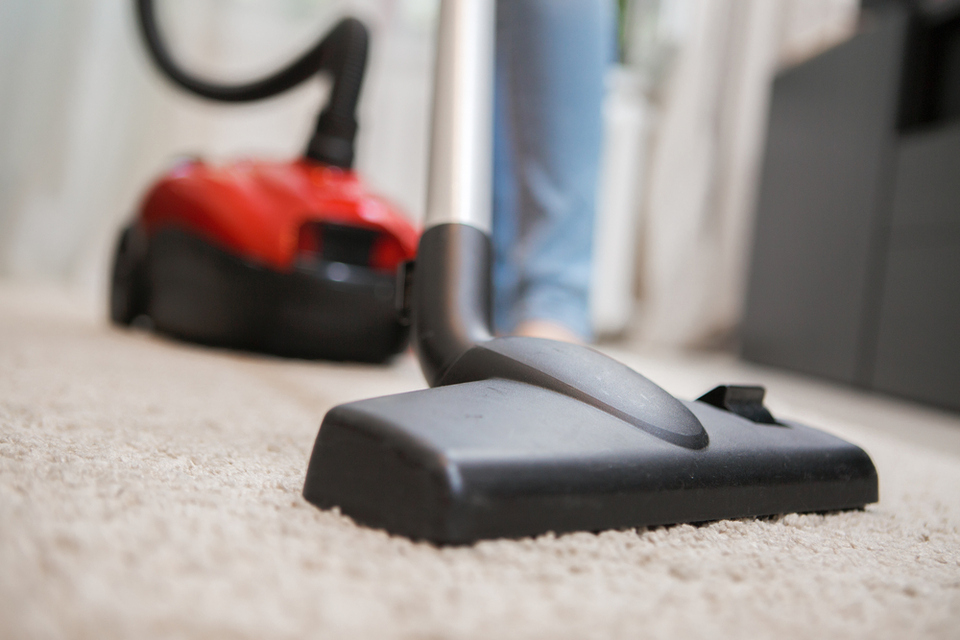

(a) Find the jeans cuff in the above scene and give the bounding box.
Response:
[514,285,593,341]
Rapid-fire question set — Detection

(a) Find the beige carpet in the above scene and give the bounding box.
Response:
[2,282,959,640]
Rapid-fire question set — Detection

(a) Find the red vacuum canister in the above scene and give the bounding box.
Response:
[111,2,419,362]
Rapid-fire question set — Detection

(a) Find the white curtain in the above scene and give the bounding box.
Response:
[0,0,436,303]
[632,0,859,348]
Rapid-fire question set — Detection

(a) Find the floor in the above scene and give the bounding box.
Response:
[1,282,959,639]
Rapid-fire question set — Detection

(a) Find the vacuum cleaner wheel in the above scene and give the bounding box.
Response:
[109,225,409,362]
[109,223,149,325]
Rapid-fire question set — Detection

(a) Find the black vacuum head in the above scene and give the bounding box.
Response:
[303,338,878,544]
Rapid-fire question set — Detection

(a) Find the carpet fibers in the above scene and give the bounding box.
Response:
[1,284,959,639]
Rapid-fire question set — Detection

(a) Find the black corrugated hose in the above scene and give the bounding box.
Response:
[135,0,368,168]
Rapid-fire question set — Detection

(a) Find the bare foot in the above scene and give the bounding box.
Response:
[513,319,583,344]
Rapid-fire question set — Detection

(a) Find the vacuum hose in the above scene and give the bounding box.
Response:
[135,0,368,168]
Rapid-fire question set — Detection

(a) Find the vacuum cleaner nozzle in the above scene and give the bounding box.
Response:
[302,225,878,544]
[303,375,877,543]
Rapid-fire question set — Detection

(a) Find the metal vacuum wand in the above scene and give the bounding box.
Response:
[425,0,496,233]
[413,0,497,385]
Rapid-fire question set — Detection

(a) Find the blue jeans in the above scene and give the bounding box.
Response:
[492,0,613,340]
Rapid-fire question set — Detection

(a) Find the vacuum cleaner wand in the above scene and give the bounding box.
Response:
[413,0,495,384]
[302,0,878,543]
[135,0,367,168]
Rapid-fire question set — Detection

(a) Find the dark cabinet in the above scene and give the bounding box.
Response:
[742,4,960,411]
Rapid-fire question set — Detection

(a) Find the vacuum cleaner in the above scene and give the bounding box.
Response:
[301,0,879,544]
[110,0,419,362]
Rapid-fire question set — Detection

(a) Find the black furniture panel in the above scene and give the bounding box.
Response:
[741,11,908,385]
[889,122,960,229]
[742,4,960,412]
[872,121,960,408]
[872,239,960,407]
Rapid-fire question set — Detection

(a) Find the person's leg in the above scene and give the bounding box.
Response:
[493,0,613,341]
